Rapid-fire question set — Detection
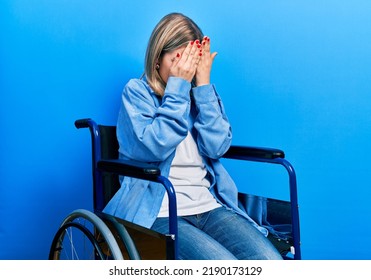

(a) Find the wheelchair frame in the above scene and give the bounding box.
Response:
[49,118,301,260]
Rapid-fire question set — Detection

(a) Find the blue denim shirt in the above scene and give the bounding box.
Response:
[103,76,268,236]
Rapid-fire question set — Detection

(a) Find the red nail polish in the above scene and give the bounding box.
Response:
[195,39,200,44]
[176,53,180,58]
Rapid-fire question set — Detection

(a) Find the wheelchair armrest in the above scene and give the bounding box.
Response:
[223,145,285,160]
[97,159,160,181]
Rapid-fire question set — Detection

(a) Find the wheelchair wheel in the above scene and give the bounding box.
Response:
[102,214,141,260]
[49,209,124,260]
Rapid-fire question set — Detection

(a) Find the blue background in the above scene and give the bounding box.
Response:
[1,0,370,259]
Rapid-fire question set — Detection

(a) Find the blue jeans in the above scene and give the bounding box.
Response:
[151,206,283,260]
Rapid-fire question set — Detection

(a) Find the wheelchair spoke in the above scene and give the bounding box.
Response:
[49,209,124,260]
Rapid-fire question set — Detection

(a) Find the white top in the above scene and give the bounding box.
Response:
[157,131,221,217]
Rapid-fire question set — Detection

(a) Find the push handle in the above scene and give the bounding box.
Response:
[74,118,92,129]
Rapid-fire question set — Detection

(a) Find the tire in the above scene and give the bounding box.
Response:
[49,209,124,260]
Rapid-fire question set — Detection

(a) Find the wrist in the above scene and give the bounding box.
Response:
[195,78,210,87]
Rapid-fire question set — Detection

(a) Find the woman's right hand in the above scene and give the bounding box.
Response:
[169,40,202,83]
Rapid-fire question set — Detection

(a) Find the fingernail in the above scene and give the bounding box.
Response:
[195,39,200,44]
[190,41,194,45]
[176,53,180,57]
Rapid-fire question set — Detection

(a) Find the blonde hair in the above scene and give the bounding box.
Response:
[144,13,204,96]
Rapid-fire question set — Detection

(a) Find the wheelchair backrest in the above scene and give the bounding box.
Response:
[98,125,121,208]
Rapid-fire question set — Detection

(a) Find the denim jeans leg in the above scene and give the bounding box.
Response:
[201,207,283,260]
[151,216,237,260]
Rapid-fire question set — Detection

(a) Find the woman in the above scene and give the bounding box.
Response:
[104,12,282,260]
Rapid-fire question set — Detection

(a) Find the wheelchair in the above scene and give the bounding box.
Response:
[49,118,301,260]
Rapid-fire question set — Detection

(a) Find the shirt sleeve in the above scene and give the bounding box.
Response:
[117,77,192,162]
[191,84,232,159]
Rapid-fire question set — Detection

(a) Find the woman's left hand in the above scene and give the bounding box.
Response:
[195,36,218,86]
